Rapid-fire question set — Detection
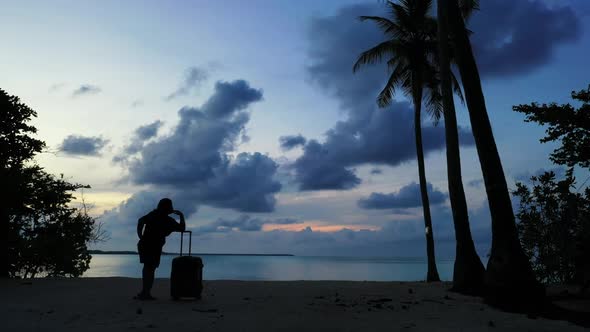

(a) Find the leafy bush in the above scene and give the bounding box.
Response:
[513,172,590,285]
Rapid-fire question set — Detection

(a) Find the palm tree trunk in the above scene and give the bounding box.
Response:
[437,0,485,295]
[447,0,543,307]
[414,90,441,282]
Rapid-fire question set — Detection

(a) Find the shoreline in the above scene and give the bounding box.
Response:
[2,278,589,331]
[89,251,295,257]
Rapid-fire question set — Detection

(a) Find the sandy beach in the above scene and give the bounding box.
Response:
[1,278,589,331]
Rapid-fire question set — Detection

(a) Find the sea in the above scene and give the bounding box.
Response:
[84,254,459,281]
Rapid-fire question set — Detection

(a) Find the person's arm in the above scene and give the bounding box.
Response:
[172,210,186,232]
[137,216,146,239]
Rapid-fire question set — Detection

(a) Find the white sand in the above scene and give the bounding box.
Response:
[0,278,587,331]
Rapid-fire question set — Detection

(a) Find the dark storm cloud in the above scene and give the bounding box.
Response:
[113,120,165,162]
[128,80,263,186]
[297,0,579,191]
[59,135,108,156]
[307,1,582,95]
[195,152,282,213]
[307,4,386,110]
[293,140,361,190]
[135,120,163,141]
[291,101,474,191]
[108,80,281,218]
[358,182,447,210]
[200,80,264,118]
[470,0,582,77]
[102,82,281,247]
[279,134,307,151]
[165,66,209,101]
[195,215,299,234]
[72,84,101,97]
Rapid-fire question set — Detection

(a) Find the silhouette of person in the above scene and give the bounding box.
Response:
[135,198,186,300]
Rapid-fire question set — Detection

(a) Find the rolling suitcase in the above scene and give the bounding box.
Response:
[170,230,203,300]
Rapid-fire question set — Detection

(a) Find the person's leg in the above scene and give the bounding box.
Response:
[141,263,156,297]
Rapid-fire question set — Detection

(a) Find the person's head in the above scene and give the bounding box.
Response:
[157,198,174,214]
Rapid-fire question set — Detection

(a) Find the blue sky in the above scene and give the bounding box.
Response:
[1,0,589,258]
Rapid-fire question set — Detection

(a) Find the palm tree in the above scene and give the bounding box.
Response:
[436,0,485,295]
[353,0,445,282]
[445,0,543,305]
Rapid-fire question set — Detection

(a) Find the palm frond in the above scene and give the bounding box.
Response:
[377,63,407,108]
[359,15,402,37]
[459,0,480,19]
[425,86,443,125]
[388,1,413,34]
[353,40,396,73]
[355,0,452,126]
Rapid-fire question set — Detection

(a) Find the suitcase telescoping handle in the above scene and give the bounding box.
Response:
[179,230,192,256]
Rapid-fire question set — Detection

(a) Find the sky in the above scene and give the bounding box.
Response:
[1,0,589,258]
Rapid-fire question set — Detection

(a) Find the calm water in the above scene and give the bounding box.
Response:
[85,254,457,281]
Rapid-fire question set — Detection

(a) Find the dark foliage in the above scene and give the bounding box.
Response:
[513,172,590,285]
[514,85,590,169]
[1,88,102,278]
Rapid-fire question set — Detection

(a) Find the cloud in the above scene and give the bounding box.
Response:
[358,182,447,210]
[308,1,582,97]
[297,0,580,191]
[100,192,493,259]
[279,134,307,151]
[370,168,382,175]
[135,120,163,141]
[194,152,282,212]
[127,80,264,186]
[165,66,209,101]
[106,79,279,237]
[103,80,281,245]
[296,6,475,191]
[195,215,299,234]
[467,179,484,188]
[49,83,65,92]
[59,135,108,156]
[469,0,582,78]
[293,140,362,190]
[290,101,474,191]
[72,84,101,97]
[113,121,164,162]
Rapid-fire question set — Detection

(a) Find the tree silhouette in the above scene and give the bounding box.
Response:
[513,85,590,292]
[0,89,45,278]
[436,0,485,294]
[514,85,590,170]
[353,0,463,282]
[446,1,543,307]
[1,88,102,278]
[514,172,590,286]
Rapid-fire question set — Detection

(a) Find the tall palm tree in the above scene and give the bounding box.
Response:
[445,0,543,305]
[436,0,485,295]
[353,0,445,282]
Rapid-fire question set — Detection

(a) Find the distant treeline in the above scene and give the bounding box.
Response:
[89,250,294,257]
